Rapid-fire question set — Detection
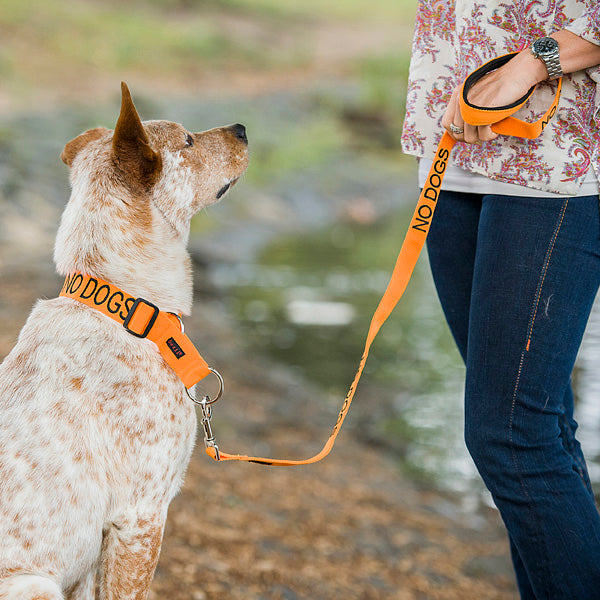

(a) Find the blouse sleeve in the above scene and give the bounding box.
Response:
[565,3,600,46]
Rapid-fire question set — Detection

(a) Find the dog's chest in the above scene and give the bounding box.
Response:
[0,299,198,586]
[0,299,198,530]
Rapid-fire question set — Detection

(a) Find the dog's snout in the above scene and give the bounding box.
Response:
[231,123,248,144]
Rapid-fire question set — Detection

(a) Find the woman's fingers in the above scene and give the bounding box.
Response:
[441,87,499,144]
[441,87,465,141]
[463,123,479,144]
[477,125,498,142]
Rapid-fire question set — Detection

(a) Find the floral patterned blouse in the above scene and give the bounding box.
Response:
[401,0,600,195]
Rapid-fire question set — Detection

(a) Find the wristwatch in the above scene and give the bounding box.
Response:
[531,37,563,80]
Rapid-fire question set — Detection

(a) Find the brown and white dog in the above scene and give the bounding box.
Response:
[0,83,249,599]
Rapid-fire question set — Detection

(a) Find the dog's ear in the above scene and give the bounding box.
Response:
[61,127,110,167]
[112,82,162,186]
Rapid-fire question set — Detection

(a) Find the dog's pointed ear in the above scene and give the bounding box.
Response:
[112,82,162,184]
[61,127,109,167]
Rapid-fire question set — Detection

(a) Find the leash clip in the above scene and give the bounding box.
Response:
[185,369,224,461]
[198,396,220,460]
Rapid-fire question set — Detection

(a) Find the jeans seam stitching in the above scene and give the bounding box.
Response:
[509,199,569,449]
[524,199,569,351]
[508,198,569,592]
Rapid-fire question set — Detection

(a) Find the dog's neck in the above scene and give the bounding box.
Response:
[54,180,194,316]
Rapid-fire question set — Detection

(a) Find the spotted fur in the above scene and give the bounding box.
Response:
[0,83,249,599]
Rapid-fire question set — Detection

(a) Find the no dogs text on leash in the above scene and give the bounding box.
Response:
[62,54,562,466]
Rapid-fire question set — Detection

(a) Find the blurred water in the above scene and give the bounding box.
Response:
[576,304,600,486]
[217,211,600,502]
[215,214,479,495]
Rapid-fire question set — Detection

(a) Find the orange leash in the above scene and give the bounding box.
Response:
[203,53,561,465]
[61,53,561,466]
[206,129,456,465]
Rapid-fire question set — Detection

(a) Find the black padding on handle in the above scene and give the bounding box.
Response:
[461,53,536,112]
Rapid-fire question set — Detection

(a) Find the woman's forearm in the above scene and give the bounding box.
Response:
[490,29,600,94]
[550,29,600,78]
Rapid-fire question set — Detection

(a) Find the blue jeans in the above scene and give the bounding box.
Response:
[426,190,600,599]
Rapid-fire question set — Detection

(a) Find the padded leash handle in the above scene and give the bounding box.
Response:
[460,53,562,138]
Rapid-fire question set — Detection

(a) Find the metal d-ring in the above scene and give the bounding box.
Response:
[167,312,185,334]
[185,368,224,406]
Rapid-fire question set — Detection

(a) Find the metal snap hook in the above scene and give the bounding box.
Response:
[196,394,221,460]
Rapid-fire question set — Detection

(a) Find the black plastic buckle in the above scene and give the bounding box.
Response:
[123,297,160,338]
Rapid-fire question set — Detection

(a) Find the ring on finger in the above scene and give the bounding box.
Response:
[449,123,464,135]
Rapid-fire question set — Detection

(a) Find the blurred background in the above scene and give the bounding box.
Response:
[3,1,600,598]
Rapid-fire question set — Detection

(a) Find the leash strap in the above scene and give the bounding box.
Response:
[206,132,456,465]
[59,273,212,388]
[60,54,561,466]
[204,52,562,465]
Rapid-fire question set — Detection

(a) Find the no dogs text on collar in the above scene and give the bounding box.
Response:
[61,54,562,466]
[60,272,212,389]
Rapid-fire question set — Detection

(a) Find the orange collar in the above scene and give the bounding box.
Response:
[60,273,212,389]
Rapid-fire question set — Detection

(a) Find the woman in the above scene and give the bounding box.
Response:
[401,2,600,598]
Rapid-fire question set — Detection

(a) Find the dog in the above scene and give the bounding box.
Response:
[0,83,249,599]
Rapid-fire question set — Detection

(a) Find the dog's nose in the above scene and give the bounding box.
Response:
[231,123,248,145]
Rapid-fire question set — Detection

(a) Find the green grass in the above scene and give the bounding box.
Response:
[261,216,406,272]
[221,0,414,21]
[140,0,416,22]
[0,0,417,108]
[244,116,346,185]
[0,0,307,100]
[1,0,283,70]
[358,53,411,113]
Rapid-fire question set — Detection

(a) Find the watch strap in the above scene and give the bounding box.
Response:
[532,38,563,80]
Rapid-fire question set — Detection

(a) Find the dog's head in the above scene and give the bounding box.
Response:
[55,83,249,313]
[60,82,249,238]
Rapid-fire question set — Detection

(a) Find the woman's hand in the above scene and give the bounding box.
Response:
[442,30,600,144]
[441,50,547,144]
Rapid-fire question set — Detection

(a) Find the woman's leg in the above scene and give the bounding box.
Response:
[558,383,593,494]
[464,194,600,599]
[426,189,482,362]
[428,190,537,598]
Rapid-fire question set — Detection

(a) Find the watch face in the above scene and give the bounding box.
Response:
[534,37,558,55]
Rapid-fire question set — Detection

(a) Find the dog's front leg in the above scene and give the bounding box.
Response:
[66,569,97,600]
[99,512,165,600]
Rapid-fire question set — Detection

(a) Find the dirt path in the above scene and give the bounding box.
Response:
[154,435,515,600]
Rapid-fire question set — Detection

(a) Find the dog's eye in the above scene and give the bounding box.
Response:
[185,133,194,148]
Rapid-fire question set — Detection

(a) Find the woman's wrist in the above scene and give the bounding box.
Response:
[513,30,600,87]
[515,49,551,87]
